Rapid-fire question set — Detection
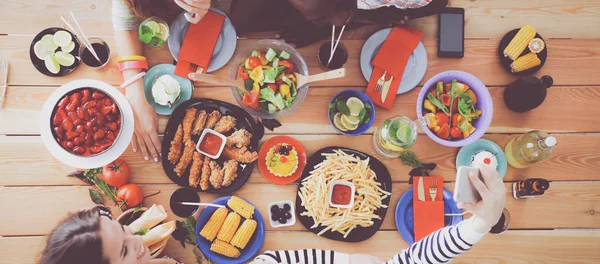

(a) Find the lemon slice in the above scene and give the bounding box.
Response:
[61,41,75,53]
[158,23,169,40]
[33,41,52,60]
[41,34,58,51]
[144,21,160,35]
[382,138,406,152]
[44,55,60,74]
[55,51,75,67]
[53,31,72,47]
[346,97,365,117]
[333,113,348,132]
[341,114,360,126]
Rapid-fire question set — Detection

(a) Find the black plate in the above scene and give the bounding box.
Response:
[161,98,263,194]
[498,28,547,76]
[29,27,81,77]
[295,146,392,242]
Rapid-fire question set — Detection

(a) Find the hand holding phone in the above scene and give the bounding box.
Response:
[453,166,482,203]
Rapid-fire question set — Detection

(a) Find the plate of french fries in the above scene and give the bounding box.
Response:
[295,147,392,242]
[498,24,547,75]
[195,196,266,264]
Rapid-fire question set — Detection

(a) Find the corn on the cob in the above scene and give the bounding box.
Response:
[230,219,257,249]
[503,24,536,60]
[199,207,228,242]
[528,38,545,53]
[227,196,255,219]
[510,53,541,73]
[210,239,241,258]
[217,212,241,243]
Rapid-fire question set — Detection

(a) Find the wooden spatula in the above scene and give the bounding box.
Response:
[188,73,245,90]
[295,68,346,87]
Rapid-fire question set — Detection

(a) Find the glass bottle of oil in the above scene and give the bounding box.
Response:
[505,131,557,168]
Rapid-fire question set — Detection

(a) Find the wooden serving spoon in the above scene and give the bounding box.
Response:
[188,73,245,90]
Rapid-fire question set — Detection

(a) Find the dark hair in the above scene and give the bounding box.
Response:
[39,207,110,264]
[124,0,181,23]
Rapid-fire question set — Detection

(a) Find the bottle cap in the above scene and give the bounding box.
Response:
[541,75,553,88]
[545,136,557,147]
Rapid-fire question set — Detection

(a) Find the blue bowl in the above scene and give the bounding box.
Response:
[143,64,193,116]
[195,196,265,264]
[328,90,376,136]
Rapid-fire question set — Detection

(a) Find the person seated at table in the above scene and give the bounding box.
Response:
[229,0,449,47]
[251,166,506,264]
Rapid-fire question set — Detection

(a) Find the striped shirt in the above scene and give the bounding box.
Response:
[357,0,432,10]
[111,0,140,31]
[252,217,487,264]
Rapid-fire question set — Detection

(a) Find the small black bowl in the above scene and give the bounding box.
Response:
[170,188,200,217]
[498,28,547,76]
[29,27,81,77]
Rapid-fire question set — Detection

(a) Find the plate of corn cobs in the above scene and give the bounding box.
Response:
[196,196,265,263]
[499,24,547,75]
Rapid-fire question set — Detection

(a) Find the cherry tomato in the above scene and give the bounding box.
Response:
[429,89,437,98]
[450,127,462,139]
[248,57,261,70]
[440,94,451,106]
[117,183,143,209]
[436,123,450,140]
[266,83,278,92]
[242,91,260,109]
[435,113,449,127]
[278,60,294,74]
[238,67,250,80]
[102,158,131,187]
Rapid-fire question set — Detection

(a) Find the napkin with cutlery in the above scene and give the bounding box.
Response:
[174,11,225,78]
[413,176,444,241]
[365,27,423,109]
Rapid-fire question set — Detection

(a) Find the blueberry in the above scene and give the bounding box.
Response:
[270,205,280,214]
[284,212,291,219]
[283,204,291,211]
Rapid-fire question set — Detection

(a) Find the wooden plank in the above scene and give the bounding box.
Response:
[3,36,600,87]
[1,182,599,236]
[2,85,600,135]
[3,229,600,264]
[2,133,600,186]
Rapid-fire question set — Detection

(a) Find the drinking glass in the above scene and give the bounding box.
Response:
[372,116,420,158]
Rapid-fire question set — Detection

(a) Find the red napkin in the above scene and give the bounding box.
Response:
[365,27,423,109]
[174,11,225,78]
[413,176,445,242]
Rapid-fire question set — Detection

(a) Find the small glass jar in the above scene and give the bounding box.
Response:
[372,116,419,158]
[78,37,111,70]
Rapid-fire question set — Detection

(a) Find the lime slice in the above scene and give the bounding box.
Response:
[158,23,169,40]
[144,21,160,35]
[33,41,52,60]
[341,114,360,126]
[53,31,72,47]
[346,97,365,117]
[61,41,75,53]
[333,113,348,132]
[41,34,58,51]
[44,55,60,74]
[55,51,75,67]
[396,123,413,143]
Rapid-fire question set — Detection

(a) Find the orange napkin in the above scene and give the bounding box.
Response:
[174,11,225,78]
[413,176,444,242]
[366,27,424,109]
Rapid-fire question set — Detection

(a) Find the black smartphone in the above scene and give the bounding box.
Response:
[438,7,465,58]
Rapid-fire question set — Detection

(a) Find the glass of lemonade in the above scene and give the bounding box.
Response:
[372,116,418,158]
[139,16,170,48]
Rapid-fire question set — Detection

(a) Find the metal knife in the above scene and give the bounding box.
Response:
[417,177,426,201]
[380,75,394,103]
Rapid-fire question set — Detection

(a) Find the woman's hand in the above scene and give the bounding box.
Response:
[457,166,507,233]
[127,93,162,163]
[174,0,211,24]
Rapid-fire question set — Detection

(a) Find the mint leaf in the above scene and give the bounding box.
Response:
[89,189,104,205]
[358,107,366,122]
[336,101,351,116]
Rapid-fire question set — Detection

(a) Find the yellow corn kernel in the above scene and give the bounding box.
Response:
[210,239,241,258]
[230,219,257,249]
[199,207,228,242]
[227,196,255,219]
[510,53,541,73]
[217,212,241,243]
[503,24,536,60]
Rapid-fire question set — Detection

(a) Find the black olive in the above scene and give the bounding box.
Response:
[270,205,280,214]
[284,212,291,219]
[278,217,287,224]
[271,213,279,221]
[283,204,291,211]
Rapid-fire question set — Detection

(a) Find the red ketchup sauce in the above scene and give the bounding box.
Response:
[200,133,223,156]
[331,184,352,205]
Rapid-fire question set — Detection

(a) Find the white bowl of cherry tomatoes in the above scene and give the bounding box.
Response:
[40,79,134,168]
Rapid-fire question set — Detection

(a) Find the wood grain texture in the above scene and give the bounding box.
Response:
[2,133,600,186]
[2,230,600,264]
[1,182,599,236]
[3,36,600,86]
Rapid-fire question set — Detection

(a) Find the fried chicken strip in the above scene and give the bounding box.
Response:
[205,110,221,129]
[213,116,237,134]
[209,161,224,189]
[221,160,239,187]
[225,129,252,148]
[200,156,211,191]
[174,143,195,177]
[167,124,184,164]
[192,110,208,136]
[182,108,198,143]
[222,147,259,163]
[188,152,203,188]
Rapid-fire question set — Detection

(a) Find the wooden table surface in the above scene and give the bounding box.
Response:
[1,0,600,263]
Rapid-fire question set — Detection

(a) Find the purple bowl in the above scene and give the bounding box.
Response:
[416,70,493,147]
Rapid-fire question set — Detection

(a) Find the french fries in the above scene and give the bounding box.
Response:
[298,149,390,238]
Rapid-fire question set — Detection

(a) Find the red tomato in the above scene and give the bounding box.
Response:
[436,123,450,139]
[117,183,143,209]
[266,83,278,92]
[451,98,458,113]
[102,158,131,187]
[440,94,451,106]
[238,67,249,80]
[450,127,462,139]
[451,114,461,127]
[430,89,437,98]
[242,91,260,109]
[436,113,449,127]
[278,60,294,74]
[248,57,261,69]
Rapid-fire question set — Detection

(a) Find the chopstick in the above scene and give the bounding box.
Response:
[327,25,346,67]
[330,25,335,56]
[60,12,102,63]
[175,202,225,208]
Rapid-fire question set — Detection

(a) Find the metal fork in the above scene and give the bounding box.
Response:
[0,61,8,110]
[429,180,438,201]
[374,71,387,92]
